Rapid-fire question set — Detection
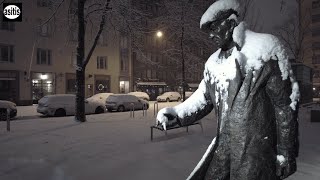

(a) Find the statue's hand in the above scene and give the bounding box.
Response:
[156,107,178,130]
[276,155,297,179]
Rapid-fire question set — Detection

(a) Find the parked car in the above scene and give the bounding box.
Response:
[0,100,17,119]
[37,94,105,117]
[86,93,114,105]
[157,92,181,102]
[106,94,149,112]
[128,91,150,101]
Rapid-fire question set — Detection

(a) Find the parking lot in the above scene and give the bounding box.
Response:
[0,103,319,180]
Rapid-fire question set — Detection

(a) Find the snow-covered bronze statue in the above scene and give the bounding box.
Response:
[156,0,300,179]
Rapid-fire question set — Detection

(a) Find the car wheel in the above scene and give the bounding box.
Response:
[95,106,104,114]
[177,97,181,102]
[0,110,7,121]
[117,105,125,112]
[166,98,170,102]
[54,108,66,117]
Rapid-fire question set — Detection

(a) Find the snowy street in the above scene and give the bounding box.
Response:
[0,102,319,180]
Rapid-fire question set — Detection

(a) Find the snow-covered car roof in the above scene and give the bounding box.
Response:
[39,94,76,103]
[128,92,148,96]
[161,92,180,96]
[128,92,150,100]
[0,100,16,109]
[87,93,114,101]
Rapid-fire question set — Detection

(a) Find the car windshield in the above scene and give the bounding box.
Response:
[162,92,172,96]
[38,96,49,104]
[106,95,118,102]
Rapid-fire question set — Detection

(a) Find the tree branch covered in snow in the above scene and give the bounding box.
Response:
[83,0,111,68]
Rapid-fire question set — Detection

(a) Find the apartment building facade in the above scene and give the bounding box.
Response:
[0,0,132,105]
[302,0,320,98]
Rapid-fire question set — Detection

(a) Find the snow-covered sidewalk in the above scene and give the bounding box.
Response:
[0,103,319,180]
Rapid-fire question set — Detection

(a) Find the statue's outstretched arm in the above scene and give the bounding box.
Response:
[157,79,214,129]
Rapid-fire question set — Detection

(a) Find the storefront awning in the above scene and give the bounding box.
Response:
[137,82,167,86]
[0,77,16,80]
[188,83,199,88]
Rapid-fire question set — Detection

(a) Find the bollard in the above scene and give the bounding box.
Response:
[142,104,147,117]
[154,102,159,117]
[130,103,135,118]
[6,108,10,131]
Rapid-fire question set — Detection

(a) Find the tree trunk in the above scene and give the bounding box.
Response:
[75,69,86,122]
[75,0,86,122]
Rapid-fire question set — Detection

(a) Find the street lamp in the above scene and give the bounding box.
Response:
[156,31,163,38]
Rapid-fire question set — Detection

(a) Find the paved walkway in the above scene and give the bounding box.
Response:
[0,104,319,180]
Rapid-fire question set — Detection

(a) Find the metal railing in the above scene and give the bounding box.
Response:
[130,103,135,118]
[142,104,147,117]
[154,102,159,117]
[0,108,10,131]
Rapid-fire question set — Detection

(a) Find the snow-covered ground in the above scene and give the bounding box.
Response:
[0,102,319,180]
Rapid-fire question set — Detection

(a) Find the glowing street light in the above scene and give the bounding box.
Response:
[156,31,163,38]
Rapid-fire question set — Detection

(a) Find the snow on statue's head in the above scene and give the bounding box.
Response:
[200,0,240,28]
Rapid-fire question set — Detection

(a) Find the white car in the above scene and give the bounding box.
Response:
[86,93,114,104]
[37,94,105,117]
[157,92,181,102]
[0,100,17,119]
[128,92,150,101]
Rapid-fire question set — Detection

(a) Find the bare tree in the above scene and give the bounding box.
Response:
[275,0,311,62]
[74,0,111,122]
[146,0,215,100]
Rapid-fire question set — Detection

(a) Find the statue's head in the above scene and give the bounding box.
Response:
[200,0,240,51]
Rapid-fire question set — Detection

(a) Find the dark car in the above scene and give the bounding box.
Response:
[106,94,149,112]
[0,100,17,120]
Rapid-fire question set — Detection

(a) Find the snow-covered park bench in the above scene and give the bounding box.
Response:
[150,121,203,141]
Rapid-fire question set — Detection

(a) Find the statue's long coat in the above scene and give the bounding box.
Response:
[174,27,299,180]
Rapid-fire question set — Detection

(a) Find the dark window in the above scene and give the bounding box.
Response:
[313,55,320,64]
[313,42,320,49]
[0,44,14,62]
[0,15,15,31]
[97,56,108,69]
[312,27,320,37]
[313,0,320,9]
[314,70,320,78]
[0,80,10,91]
[37,48,52,65]
[312,14,320,23]
[95,79,110,92]
[37,0,52,8]
[0,20,15,31]
[120,49,128,71]
[67,79,76,93]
